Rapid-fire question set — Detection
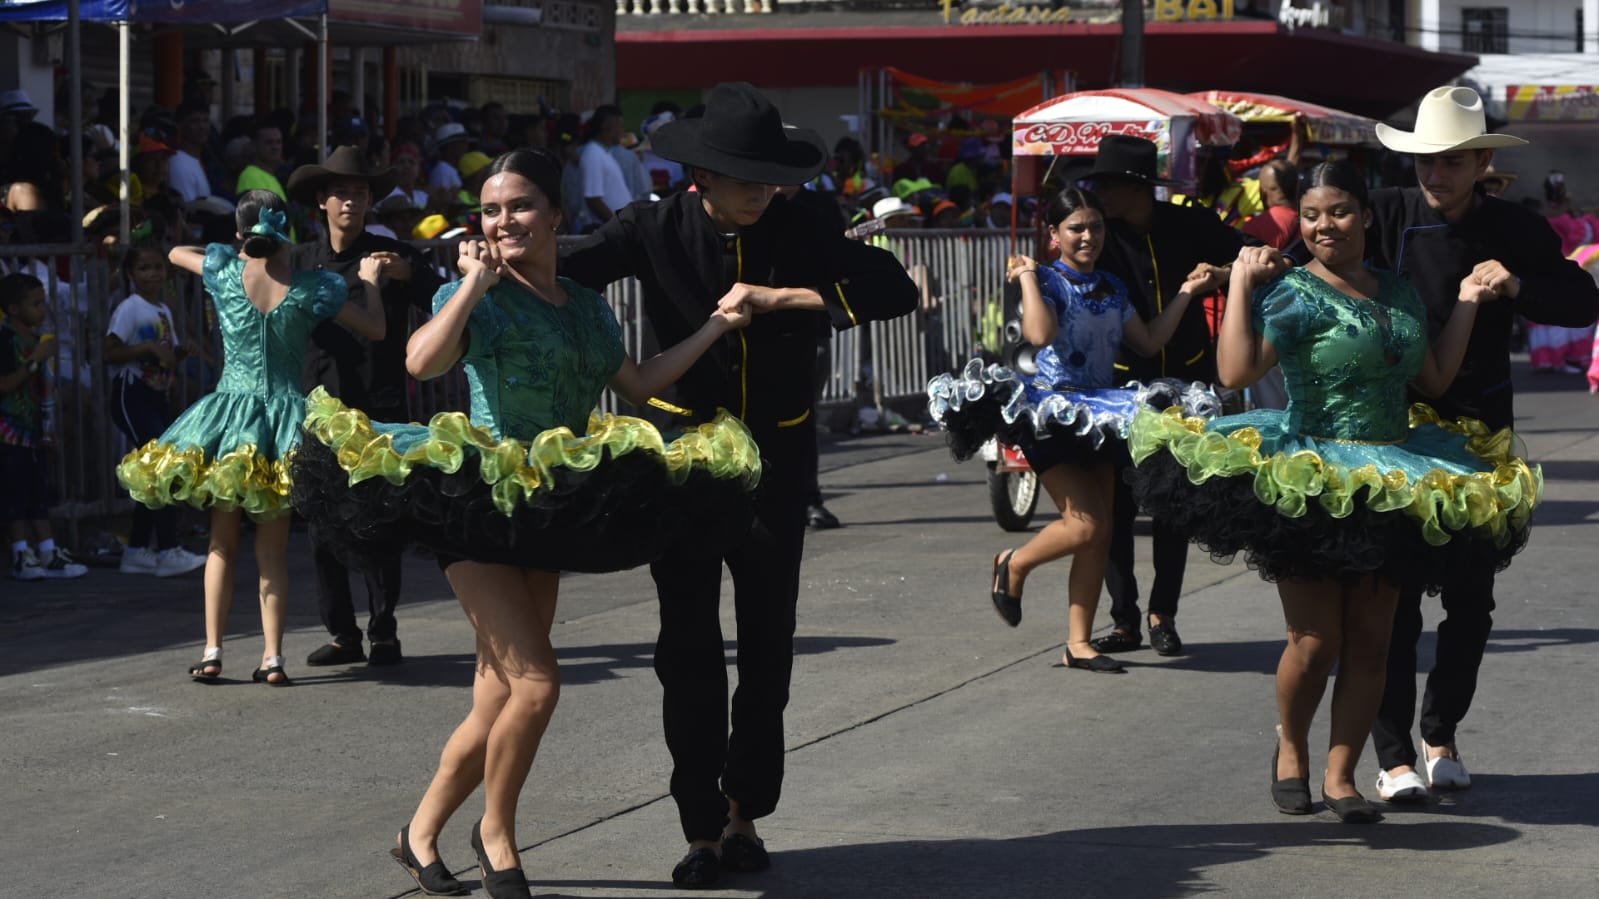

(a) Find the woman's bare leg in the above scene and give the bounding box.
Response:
[253,515,292,678]
[1276,580,1344,784]
[1324,576,1400,798]
[199,508,241,670]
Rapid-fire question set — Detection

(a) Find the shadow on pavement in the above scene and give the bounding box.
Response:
[1527,498,1599,526]
[527,821,1521,899]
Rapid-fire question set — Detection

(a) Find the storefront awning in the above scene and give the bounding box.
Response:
[1190,90,1379,146]
[617,20,1476,119]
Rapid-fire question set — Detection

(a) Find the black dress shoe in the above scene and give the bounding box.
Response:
[1062,647,1125,673]
[990,549,1021,627]
[306,641,365,666]
[1089,629,1143,653]
[391,824,468,896]
[1149,620,1184,656]
[470,820,533,898]
[720,832,770,872]
[1270,744,1312,815]
[806,503,842,529]
[368,639,404,666]
[671,847,721,888]
[1322,789,1383,823]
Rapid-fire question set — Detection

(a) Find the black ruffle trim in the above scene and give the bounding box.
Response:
[1125,450,1530,594]
[290,431,756,573]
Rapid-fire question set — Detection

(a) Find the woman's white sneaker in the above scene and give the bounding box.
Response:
[120,546,159,574]
[1423,741,1472,790]
[1376,769,1430,802]
[155,547,208,577]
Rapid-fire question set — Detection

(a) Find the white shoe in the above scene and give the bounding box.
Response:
[120,546,159,575]
[40,547,88,579]
[1376,769,1430,802]
[10,549,45,581]
[1423,741,1472,790]
[155,547,207,578]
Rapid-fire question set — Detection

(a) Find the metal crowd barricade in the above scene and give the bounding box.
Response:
[6,230,1006,535]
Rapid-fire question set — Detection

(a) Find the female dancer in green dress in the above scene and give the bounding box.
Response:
[292,150,761,898]
[117,190,387,686]
[1127,162,1539,822]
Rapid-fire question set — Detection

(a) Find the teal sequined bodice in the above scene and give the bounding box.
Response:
[203,243,346,396]
[1252,267,1427,443]
[439,276,626,440]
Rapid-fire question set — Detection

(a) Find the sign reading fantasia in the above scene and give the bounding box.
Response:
[951,0,1341,28]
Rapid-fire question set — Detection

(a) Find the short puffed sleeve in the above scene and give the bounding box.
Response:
[201,243,239,294]
[432,279,510,358]
[308,270,350,321]
[1036,265,1071,318]
[1251,272,1305,353]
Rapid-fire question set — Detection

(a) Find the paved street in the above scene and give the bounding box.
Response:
[3,362,1597,898]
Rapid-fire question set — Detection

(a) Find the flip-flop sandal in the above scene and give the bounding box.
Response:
[188,651,222,682]
[251,656,291,687]
[991,549,1021,627]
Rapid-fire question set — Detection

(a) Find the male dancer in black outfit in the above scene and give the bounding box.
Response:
[1084,136,1249,656]
[288,146,441,667]
[561,83,917,888]
[1360,87,1599,801]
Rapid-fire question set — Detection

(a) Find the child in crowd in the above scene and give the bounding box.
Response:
[104,243,207,577]
[0,272,88,580]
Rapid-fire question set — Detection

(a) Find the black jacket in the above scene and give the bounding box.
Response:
[559,193,917,440]
[1367,187,1599,428]
[1102,201,1249,384]
[291,231,440,413]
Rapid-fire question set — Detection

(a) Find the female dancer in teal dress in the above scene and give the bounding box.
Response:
[1127,162,1540,822]
[117,190,387,686]
[290,150,761,898]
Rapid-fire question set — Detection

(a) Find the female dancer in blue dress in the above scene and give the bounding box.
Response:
[929,187,1218,672]
[118,190,387,686]
[1127,161,1540,821]
[290,150,761,898]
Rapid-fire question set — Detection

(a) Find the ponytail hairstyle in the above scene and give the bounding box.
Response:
[1298,160,1369,211]
[236,189,290,258]
[485,148,565,226]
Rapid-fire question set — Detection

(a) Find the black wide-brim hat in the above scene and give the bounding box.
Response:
[286,144,398,206]
[1082,134,1182,187]
[650,82,827,186]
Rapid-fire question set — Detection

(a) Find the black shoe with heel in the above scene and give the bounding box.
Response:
[1270,743,1312,815]
[391,824,468,896]
[470,819,533,899]
[1062,647,1125,673]
[991,549,1021,626]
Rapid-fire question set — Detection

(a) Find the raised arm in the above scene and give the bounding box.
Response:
[610,299,751,407]
[1006,254,1057,347]
[407,241,500,380]
[168,245,211,276]
[332,255,389,342]
[1215,246,1287,389]
[1413,276,1496,397]
[1122,273,1208,357]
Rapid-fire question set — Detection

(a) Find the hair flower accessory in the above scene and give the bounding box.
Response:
[250,208,291,244]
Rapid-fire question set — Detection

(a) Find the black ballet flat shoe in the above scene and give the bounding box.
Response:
[991,549,1022,627]
[720,832,770,872]
[391,824,468,896]
[470,819,533,899]
[1089,629,1143,653]
[671,847,722,889]
[1062,647,1125,673]
[1270,744,1312,815]
[1322,789,1383,823]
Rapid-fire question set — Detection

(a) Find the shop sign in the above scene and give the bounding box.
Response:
[1277,0,1340,30]
[1013,119,1168,156]
[952,0,1237,25]
[1152,0,1235,22]
[1505,85,1599,121]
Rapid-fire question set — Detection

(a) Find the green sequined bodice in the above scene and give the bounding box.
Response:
[439,276,626,440]
[1253,267,1427,443]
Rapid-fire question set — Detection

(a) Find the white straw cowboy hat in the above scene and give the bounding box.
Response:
[1375,86,1528,154]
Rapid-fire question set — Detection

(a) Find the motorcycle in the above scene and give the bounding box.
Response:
[981,437,1038,532]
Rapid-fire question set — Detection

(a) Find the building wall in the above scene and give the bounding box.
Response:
[1429,0,1593,54]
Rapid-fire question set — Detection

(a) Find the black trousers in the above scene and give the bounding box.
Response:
[310,522,403,646]
[1105,455,1188,632]
[651,429,808,843]
[110,379,179,551]
[1371,561,1496,771]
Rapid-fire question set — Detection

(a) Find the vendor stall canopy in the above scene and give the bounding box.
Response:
[1012,88,1242,183]
[0,0,326,23]
[1190,90,1379,147]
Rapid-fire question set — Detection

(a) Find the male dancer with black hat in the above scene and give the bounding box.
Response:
[561,83,918,888]
[288,146,441,667]
[1083,135,1251,657]
[1361,87,1599,802]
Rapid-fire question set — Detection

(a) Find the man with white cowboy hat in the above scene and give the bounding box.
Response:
[287,145,441,669]
[1363,85,1599,803]
[562,81,918,889]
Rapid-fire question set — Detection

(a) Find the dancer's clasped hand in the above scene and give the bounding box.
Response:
[457,239,506,286]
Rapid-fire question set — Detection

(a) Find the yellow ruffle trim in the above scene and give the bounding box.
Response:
[117,441,295,519]
[1128,403,1542,548]
[302,386,763,517]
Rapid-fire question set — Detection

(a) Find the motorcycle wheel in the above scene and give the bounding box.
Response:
[987,462,1039,532]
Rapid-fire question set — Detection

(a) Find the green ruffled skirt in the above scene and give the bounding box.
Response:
[1125,403,1542,590]
[290,387,764,572]
[118,389,307,520]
